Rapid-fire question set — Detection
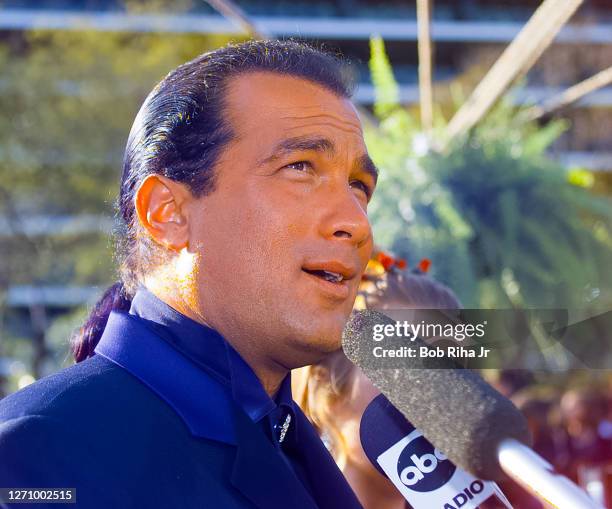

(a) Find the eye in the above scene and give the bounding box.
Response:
[350,179,372,199]
[284,161,313,172]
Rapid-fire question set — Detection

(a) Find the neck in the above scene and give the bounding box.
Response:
[144,277,288,397]
[230,339,289,396]
[342,463,406,509]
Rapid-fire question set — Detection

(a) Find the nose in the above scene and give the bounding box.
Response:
[319,188,372,248]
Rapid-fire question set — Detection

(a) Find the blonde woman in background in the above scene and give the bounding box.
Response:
[293,253,461,509]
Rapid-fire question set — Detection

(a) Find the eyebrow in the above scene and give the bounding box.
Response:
[259,135,335,166]
[356,153,379,185]
[259,135,379,183]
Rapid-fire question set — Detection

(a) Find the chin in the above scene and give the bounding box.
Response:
[287,342,342,370]
[297,322,344,356]
[278,303,352,361]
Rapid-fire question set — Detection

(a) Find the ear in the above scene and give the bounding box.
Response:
[134,174,192,252]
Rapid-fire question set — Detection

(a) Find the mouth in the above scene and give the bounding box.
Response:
[301,261,357,301]
[302,268,345,283]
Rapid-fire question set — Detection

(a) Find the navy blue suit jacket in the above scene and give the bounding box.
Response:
[0,311,363,509]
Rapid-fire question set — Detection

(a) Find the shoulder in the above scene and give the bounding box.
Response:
[0,413,74,484]
[0,414,236,508]
[0,354,186,464]
[0,355,150,423]
[0,358,239,506]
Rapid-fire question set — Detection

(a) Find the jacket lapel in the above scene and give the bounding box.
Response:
[287,407,364,509]
[230,405,319,509]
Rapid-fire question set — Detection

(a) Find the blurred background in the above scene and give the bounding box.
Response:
[0,0,611,506]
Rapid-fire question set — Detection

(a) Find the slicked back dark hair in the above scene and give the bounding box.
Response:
[72,39,354,362]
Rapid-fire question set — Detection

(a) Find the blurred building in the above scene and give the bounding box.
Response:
[2,0,612,170]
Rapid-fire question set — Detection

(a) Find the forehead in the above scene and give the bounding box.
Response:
[223,72,365,152]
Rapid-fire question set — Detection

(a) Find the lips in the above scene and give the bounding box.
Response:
[301,261,357,283]
[302,269,344,283]
[301,260,358,301]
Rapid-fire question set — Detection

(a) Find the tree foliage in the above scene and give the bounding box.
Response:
[0,18,239,384]
[365,36,612,311]
[0,27,237,289]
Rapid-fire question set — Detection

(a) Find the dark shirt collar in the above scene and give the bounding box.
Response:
[96,287,297,443]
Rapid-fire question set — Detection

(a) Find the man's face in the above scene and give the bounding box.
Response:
[185,72,376,368]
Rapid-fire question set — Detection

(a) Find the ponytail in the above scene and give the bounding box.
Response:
[71,282,132,363]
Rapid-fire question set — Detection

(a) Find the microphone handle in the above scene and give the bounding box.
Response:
[497,438,603,509]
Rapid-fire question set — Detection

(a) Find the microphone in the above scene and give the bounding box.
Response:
[343,309,602,509]
[360,393,511,509]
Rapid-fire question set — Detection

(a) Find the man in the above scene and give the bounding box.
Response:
[0,40,377,508]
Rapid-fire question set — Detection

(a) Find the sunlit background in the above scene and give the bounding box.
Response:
[0,1,611,505]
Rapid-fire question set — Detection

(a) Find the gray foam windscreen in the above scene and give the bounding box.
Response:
[342,309,531,480]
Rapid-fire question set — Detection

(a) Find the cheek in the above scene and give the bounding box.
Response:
[360,235,374,266]
[191,189,306,285]
[238,203,303,271]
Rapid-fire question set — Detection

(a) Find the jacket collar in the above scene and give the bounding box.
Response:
[96,311,237,443]
[96,310,362,509]
[95,311,342,509]
[128,288,295,424]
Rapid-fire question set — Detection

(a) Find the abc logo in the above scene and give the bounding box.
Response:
[396,434,456,492]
